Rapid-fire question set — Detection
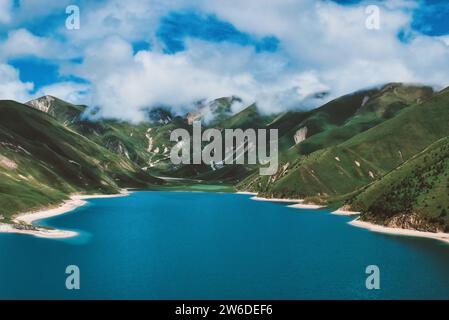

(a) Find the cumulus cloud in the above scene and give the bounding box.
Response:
[65,37,260,121]
[68,0,449,121]
[0,29,73,60]
[200,0,449,93]
[64,36,328,120]
[1,0,449,120]
[0,64,33,101]
[35,82,89,104]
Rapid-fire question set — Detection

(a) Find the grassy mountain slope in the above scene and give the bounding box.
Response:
[348,135,449,232]
[170,83,433,185]
[0,100,162,220]
[216,104,275,129]
[26,96,181,172]
[291,84,433,156]
[237,84,443,200]
[26,96,257,178]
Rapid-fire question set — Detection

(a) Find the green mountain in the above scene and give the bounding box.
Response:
[235,83,449,231]
[237,83,437,199]
[348,129,449,232]
[25,95,258,179]
[0,100,162,220]
[290,83,433,156]
[25,96,178,173]
[165,103,276,182]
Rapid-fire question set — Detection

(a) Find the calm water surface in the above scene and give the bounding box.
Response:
[1,191,449,299]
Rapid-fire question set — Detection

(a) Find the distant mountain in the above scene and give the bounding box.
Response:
[25,96,180,172]
[185,96,241,126]
[25,95,274,182]
[25,95,254,176]
[148,107,174,124]
[167,102,276,182]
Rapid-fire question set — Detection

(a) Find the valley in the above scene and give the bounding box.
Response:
[1,82,449,239]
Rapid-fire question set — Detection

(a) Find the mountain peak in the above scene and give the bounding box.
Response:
[25,96,86,124]
[26,95,57,113]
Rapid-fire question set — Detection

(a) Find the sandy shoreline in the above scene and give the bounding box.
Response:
[0,189,129,239]
[288,203,325,209]
[243,191,449,244]
[331,208,360,216]
[248,195,325,208]
[235,191,258,195]
[10,187,449,243]
[349,218,449,244]
[250,196,304,203]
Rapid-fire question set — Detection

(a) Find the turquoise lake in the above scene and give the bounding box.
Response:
[1,191,449,299]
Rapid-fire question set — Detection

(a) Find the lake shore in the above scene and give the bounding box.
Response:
[5,188,449,244]
[349,218,449,244]
[331,208,360,216]
[248,194,325,208]
[235,191,258,195]
[243,191,449,244]
[0,189,129,239]
[288,203,325,209]
[250,195,304,203]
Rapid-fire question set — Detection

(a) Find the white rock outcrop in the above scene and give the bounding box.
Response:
[361,96,370,107]
[26,96,55,113]
[294,127,308,144]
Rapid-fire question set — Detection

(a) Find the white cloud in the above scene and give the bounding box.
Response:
[62,0,449,121]
[0,29,72,60]
[0,64,33,102]
[438,36,449,46]
[2,0,449,119]
[0,62,87,105]
[197,0,449,98]
[66,37,262,121]
[0,0,13,24]
[34,82,89,104]
[56,0,181,49]
[65,36,333,120]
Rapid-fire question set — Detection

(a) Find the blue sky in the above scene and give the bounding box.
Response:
[412,0,449,35]
[333,0,449,37]
[0,0,448,120]
[156,11,279,54]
